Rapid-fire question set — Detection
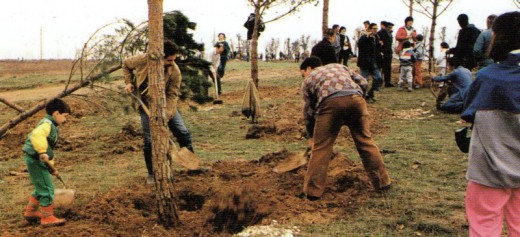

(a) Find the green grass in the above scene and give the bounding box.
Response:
[0,61,471,236]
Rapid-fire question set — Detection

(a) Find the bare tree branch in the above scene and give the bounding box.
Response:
[0,97,25,113]
[415,2,433,18]
[264,1,308,23]
[0,65,121,137]
[437,0,454,16]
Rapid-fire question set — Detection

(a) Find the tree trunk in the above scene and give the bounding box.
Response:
[428,1,439,73]
[409,0,414,17]
[322,0,329,37]
[251,4,261,88]
[147,0,179,227]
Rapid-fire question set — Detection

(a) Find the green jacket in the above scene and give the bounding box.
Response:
[22,115,59,159]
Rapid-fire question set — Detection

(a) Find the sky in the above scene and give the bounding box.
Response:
[0,0,517,60]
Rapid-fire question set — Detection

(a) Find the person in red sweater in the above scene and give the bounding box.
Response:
[395,16,417,55]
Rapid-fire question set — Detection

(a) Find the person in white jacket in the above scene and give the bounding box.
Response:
[436,42,450,76]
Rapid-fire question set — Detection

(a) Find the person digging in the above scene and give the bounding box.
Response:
[22,99,70,226]
[299,56,392,201]
[123,40,195,185]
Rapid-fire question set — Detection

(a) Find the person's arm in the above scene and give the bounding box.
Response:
[461,77,482,123]
[473,32,485,59]
[395,28,408,41]
[122,55,142,93]
[30,122,51,155]
[301,81,316,138]
[433,69,457,82]
[349,68,368,88]
[165,63,182,118]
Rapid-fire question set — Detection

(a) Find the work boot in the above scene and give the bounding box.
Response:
[40,205,66,227]
[23,196,42,223]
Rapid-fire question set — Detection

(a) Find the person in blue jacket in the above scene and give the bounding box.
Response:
[433,57,472,113]
[461,11,520,236]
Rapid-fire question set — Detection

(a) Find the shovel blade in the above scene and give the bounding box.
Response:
[54,189,75,208]
[172,147,201,171]
[273,152,308,173]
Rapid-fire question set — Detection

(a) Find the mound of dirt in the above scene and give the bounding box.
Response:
[8,150,372,236]
[245,119,302,141]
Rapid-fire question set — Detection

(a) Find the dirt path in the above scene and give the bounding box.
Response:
[0,81,125,103]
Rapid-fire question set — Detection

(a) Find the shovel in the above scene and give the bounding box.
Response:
[53,175,75,209]
[211,73,223,104]
[129,93,202,170]
[44,161,75,208]
[272,148,311,174]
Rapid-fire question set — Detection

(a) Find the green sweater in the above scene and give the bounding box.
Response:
[22,114,59,159]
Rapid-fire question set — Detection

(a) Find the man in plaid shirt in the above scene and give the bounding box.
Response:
[300,56,391,200]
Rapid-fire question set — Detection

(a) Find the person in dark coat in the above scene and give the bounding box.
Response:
[357,23,383,103]
[377,21,395,87]
[244,13,265,40]
[311,29,338,65]
[448,14,481,70]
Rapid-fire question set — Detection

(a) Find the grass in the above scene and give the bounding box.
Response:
[0,60,471,236]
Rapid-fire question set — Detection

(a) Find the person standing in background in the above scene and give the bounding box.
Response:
[473,14,497,69]
[395,16,416,55]
[215,33,231,95]
[339,26,353,66]
[413,34,426,88]
[357,23,383,103]
[448,14,481,70]
[311,28,338,66]
[378,21,395,87]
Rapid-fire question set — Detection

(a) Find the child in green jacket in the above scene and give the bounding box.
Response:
[22,98,70,226]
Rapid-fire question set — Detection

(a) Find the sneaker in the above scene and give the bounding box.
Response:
[414,85,421,89]
[366,97,376,103]
[385,83,395,87]
[407,87,413,92]
[146,174,154,185]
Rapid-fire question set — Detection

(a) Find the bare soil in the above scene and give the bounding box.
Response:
[0,61,394,236]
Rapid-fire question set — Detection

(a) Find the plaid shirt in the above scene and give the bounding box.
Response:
[301,63,367,120]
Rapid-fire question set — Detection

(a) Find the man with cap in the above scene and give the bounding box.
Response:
[378,21,395,87]
[396,16,417,54]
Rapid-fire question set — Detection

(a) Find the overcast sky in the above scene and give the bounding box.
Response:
[0,0,516,59]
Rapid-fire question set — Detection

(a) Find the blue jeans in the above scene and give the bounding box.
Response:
[440,99,464,113]
[140,109,193,175]
[216,56,228,94]
[361,62,383,99]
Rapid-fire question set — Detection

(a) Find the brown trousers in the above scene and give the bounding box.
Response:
[414,60,423,86]
[303,95,391,197]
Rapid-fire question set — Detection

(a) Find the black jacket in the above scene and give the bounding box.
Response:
[311,38,337,65]
[451,24,481,69]
[357,34,378,70]
[377,29,393,57]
